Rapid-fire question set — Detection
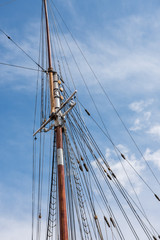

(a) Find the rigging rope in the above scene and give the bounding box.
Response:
[0,62,45,72]
[51,1,160,188]
[64,95,159,239]
[32,1,160,239]
[0,28,46,72]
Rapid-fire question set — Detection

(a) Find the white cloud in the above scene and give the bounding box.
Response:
[129,111,151,131]
[147,125,160,138]
[116,144,129,155]
[129,112,151,132]
[0,216,48,240]
[144,111,151,120]
[0,217,31,240]
[128,98,153,132]
[129,101,145,113]
[105,148,111,158]
[105,145,145,195]
[129,100,153,113]
[130,118,143,131]
[144,148,160,169]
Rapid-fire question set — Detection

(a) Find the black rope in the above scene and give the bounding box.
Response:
[0,62,45,72]
[0,28,46,72]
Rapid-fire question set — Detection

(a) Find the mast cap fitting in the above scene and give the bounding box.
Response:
[48,67,56,74]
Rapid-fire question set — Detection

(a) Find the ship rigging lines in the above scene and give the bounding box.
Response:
[0,0,159,239]
[30,1,160,239]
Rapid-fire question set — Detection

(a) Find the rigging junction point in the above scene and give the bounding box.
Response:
[33,89,77,136]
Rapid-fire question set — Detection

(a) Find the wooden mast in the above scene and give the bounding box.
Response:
[43,0,54,113]
[43,1,69,239]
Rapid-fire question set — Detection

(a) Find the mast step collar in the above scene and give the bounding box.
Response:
[48,67,56,74]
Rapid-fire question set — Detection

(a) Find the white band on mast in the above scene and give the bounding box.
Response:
[57,148,64,165]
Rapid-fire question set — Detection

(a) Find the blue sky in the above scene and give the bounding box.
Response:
[0,0,160,239]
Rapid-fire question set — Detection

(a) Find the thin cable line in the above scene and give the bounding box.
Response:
[0,62,45,72]
[0,28,46,72]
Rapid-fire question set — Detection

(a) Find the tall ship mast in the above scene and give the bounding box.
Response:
[0,1,160,240]
[32,0,160,240]
[43,0,68,238]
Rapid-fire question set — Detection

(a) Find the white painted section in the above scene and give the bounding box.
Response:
[55,97,60,109]
[53,73,60,109]
[57,148,64,165]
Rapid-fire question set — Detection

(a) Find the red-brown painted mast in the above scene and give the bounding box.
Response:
[43,1,68,239]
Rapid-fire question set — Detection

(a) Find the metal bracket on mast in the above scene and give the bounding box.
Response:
[33,90,77,137]
[62,102,76,117]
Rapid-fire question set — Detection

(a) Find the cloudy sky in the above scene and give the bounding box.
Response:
[0,0,160,239]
